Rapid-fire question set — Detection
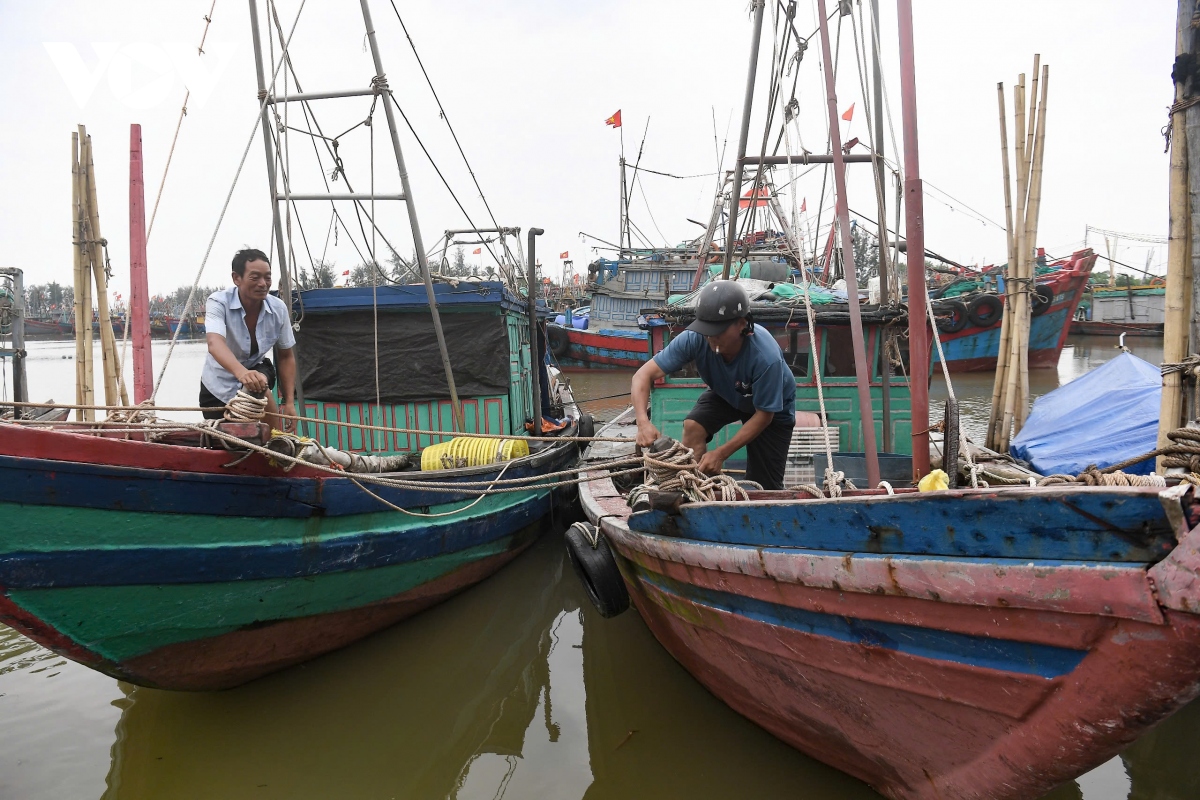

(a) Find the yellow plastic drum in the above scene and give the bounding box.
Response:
[421,436,530,471]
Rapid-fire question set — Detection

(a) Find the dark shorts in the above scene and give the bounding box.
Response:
[685,390,795,490]
[199,358,275,420]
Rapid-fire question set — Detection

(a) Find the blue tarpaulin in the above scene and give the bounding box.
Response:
[1010,352,1161,476]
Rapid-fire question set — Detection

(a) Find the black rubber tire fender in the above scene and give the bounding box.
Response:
[934,299,969,333]
[576,413,595,453]
[1031,284,1054,316]
[547,325,570,357]
[564,522,630,618]
[943,396,960,489]
[966,294,1003,328]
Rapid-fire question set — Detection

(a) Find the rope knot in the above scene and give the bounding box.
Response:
[224,390,268,422]
[371,74,388,91]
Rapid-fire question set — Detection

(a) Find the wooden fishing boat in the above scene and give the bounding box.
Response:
[0,282,582,691]
[565,2,1200,797]
[931,248,1096,372]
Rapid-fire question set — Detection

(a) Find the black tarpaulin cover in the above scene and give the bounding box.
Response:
[296,310,511,402]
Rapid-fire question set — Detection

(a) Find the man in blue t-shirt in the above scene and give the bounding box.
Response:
[631,280,819,490]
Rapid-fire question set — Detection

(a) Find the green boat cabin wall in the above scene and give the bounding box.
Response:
[648,323,913,457]
[296,307,537,454]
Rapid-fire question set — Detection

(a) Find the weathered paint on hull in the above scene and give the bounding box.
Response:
[933,307,1072,373]
[579,466,1200,800]
[0,423,574,689]
[558,328,649,370]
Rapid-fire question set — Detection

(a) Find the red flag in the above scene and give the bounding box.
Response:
[605,110,622,128]
[341,270,350,276]
[841,103,854,122]
[472,248,482,255]
[738,186,770,209]
[559,251,569,259]
[800,198,807,213]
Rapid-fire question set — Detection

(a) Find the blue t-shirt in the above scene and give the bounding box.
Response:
[653,325,795,423]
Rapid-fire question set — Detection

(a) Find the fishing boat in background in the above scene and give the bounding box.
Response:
[930,247,1096,372]
[1071,280,1166,337]
[569,3,1200,799]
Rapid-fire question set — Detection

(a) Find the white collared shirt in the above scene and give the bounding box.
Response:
[200,286,296,402]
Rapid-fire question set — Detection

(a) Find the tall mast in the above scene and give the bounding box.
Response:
[896,0,931,477]
[815,0,880,487]
[870,0,892,453]
[722,0,767,280]
[358,0,465,430]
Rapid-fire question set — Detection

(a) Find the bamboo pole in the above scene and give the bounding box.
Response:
[1159,0,1194,463]
[71,131,93,421]
[987,82,1017,450]
[1023,55,1040,205]
[81,132,125,407]
[1017,63,1050,433]
[1000,76,1028,451]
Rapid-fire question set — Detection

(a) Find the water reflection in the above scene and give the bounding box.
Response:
[95,532,874,800]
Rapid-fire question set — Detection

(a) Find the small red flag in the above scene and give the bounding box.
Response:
[341,270,350,276]
[559,251,569,259]
[472,247,482,255]
[800,198,807,213]
[605,110,622,128]
[841,103,854,122]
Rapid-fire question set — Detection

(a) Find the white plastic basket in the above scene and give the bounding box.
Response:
[784,427,840,487]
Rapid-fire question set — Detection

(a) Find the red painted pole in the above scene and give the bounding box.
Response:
[896,0,930,478]
[815,0,880,487]
[129,124,153,404]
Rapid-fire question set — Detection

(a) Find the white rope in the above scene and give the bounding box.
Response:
[641,440,749,503]
[925,297,979,487]
[224,389,268,422]
[151,0,307,402]
[782,107,840,497]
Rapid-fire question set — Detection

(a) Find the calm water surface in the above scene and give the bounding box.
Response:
[1,335,1194,800]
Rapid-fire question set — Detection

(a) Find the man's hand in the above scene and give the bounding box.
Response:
[238,369,269,395]
[697,448,727,475]
[279,401,297,431]
[635,419,661,448]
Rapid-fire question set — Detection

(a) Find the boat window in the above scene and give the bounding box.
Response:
[772,330,811,378]
[877,330,910,378]
[823,327,857,378]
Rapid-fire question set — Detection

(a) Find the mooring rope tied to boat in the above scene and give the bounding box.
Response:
[1,401,638,443]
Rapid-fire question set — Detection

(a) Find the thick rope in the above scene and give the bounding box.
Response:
[639,440,749,503]
[1,401,635,443]
[223,390,267,422]
[1038,468,1167,488]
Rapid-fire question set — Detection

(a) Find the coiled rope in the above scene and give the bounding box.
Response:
[637,439,749,503]
[223,390,268,422]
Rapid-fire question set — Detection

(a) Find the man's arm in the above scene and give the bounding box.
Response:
[697,408,773,475]
[206,333,268,394]
[631,359,666,447]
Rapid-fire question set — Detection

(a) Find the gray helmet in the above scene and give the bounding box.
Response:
[687,280,750,336]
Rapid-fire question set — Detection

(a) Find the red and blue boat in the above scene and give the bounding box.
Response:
[930,249,1096,372]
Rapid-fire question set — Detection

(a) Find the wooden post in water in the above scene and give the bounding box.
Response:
[71,131,95,421]
[1159,0,1196,463]
[129,124,153,404]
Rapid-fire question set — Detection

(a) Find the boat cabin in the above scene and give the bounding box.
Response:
[291,281,544,454]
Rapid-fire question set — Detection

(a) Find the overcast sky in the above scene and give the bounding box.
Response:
[0,1,1176,301]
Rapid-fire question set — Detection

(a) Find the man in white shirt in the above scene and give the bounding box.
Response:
[199,248,297,431]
